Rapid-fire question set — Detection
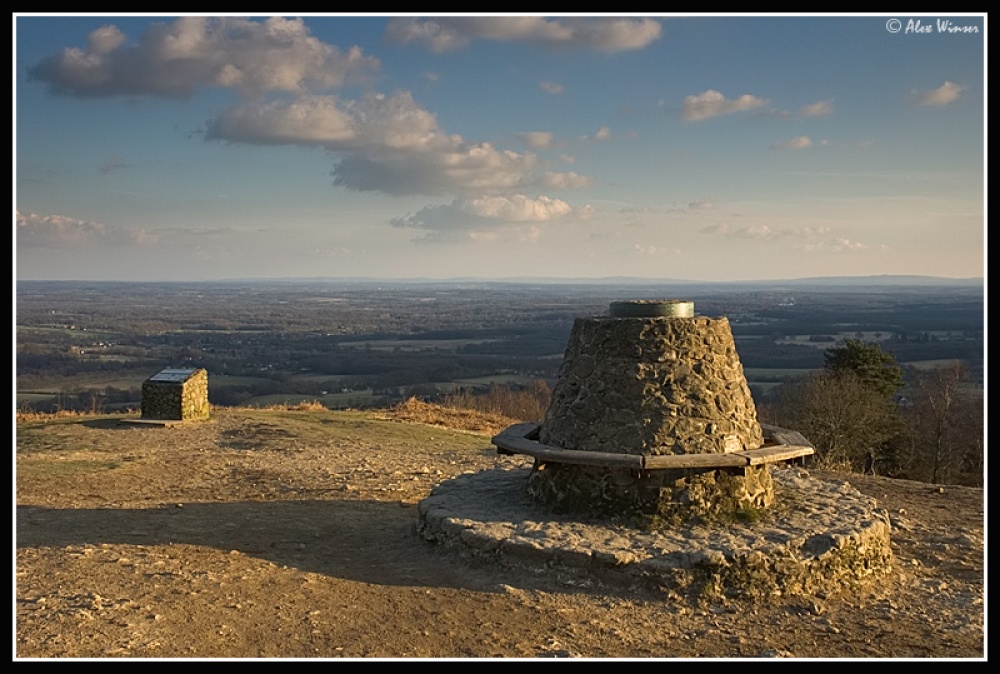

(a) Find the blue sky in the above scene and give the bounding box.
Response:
[14,14,986,282]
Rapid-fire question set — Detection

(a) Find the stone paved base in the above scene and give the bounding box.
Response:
[417,467,893,601]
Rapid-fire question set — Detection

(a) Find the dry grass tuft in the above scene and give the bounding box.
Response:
[378,397,519,436]
[258,399,329,412]
[15,407,137,423]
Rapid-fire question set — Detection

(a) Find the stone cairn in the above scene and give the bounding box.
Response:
[141,367,210,422]
[516,300,790,524]
[420,300,894,601]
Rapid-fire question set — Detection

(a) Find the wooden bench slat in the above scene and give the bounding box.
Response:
[642,452,749,469]
[492,423,814,470]
[738,444,815,465]
[760,423,815,449]
[493,432,644,468]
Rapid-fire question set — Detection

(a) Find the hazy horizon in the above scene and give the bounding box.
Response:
[15,273,984,288]
[15,13,986,283]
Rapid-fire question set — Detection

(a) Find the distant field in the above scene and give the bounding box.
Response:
[742,368,815,382]
[16,325,120,338]
[336,338,499,351]
[904,359,965,370]
[287,373,354,383]
[747,382,784,393]
[18,373,147,392]
[774,331,893,349]
[208,375,273,386]
[449,374,539,387]
[16,393,62,405]
[245,391,384,409]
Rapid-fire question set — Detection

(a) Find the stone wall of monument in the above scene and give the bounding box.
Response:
[141,369,210,421]
[540,316,763,456]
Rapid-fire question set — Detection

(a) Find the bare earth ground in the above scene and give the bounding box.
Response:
[15,405,986,660]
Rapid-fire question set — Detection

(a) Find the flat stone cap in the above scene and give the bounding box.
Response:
[609,299,694,318]
[147,368,200,383]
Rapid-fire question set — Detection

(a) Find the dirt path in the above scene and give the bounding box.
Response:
[15,409,985,659]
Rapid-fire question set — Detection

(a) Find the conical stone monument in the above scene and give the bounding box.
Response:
[529,300,772,523]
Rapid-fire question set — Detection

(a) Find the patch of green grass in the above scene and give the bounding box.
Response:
[732,504,765,524]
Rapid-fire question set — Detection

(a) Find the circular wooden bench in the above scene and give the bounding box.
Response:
[492,422,814,470]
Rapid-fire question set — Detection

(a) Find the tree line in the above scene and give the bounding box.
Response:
[757,339,983,486]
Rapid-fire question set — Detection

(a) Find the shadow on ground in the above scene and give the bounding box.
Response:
[15,499,620,598]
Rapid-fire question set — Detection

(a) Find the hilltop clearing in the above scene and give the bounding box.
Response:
[15,405,984,659]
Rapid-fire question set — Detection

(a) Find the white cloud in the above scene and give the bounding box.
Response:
[701,223,832,240]
[540,172,593,189]
[87,24,126,54]
[207,92,589,196]
[799,238,868,253]
[309,246,354,259]
[17,211,105,247]
[539,81,564,94]
[770,135,813,150]
[29,16,379,99]
[207,94,398,147]
[687,199,715,210]
[517,131,554,149]
[384,16,661,53]
[702,223,777,240]
[681,89,769,121]
[462,194,576,221]
[16,210,158,247]
[634,243,679,256]
[800,99,833,117]
[699,222,867,254]
[594,126,612,141]
[389,194,592,242]
[914,80,964,107]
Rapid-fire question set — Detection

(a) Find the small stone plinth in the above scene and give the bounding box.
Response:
[141,368,210,422]
[418,467,894,602]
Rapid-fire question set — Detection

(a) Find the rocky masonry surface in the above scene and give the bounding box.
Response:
[418,466,894,602]
[140,368,210,421]
[540,315,763,456]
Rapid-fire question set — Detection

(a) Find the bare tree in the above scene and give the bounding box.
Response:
[776,371,902,474]
[906,363,982,485]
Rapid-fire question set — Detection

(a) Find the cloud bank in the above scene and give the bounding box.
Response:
[29,16,379,99]
[770,135,813,150]
[700,222,832,240]
[25,16,625,246]
[799,99,834,117]
[700,222,866,253]
[914,81,964,107]
[389,194,593,242]
[383,16,662,53]
[16,211,158,247]
[206,92,590,196]
[681,89,768,121]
